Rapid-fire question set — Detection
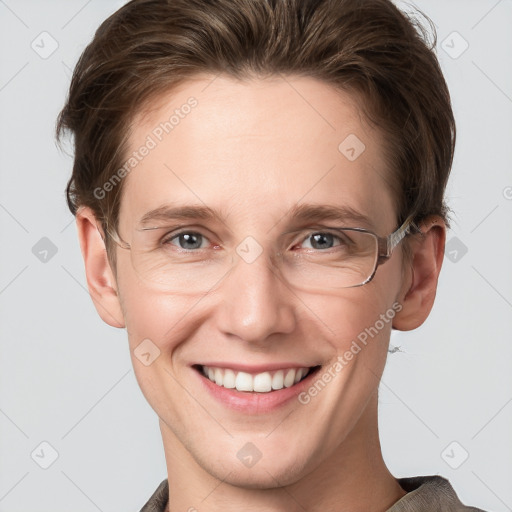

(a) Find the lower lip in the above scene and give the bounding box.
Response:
[193,366,321,414]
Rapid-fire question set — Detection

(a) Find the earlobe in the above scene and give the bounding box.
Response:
[392,215,446,331]
[76,206,125,328]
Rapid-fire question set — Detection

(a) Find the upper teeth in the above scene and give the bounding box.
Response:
[202,365,310,393]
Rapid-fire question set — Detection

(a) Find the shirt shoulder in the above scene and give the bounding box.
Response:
[386,475,488,512]
[139,479,168,512]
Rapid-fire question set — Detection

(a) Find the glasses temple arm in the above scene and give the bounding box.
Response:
[385,214,417,257]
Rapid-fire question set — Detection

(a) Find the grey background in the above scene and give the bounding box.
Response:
[0,0,511,510]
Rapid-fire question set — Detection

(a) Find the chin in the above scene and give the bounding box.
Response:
[199,448,311,490]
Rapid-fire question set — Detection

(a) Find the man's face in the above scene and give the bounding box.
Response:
[113,74,407,487]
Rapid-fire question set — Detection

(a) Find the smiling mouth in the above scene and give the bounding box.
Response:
[193,364,321,393]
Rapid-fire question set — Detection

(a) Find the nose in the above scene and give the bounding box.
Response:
[214,248,297,346]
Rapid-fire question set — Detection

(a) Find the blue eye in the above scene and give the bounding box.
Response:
[300,232,347,250]
[165,231,209,250]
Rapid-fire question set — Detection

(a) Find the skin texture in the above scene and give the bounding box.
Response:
[76,74,446,511]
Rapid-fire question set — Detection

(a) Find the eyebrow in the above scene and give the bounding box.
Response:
[138,203,373,230]
[139,205,223,226]
[284,203,372,229]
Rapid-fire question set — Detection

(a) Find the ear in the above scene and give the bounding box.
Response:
[392,215,446,331]
[76,206,125,328]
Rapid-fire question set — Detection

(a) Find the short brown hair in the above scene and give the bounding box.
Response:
[56,0,455,265]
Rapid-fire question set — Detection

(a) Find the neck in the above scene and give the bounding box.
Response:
[160,392,406,512]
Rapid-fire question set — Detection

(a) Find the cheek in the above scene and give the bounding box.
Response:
[115,253,196,351]
[304,265,405,381]
[117,278,199,415]
[121,289,196,350]
[303,277,400,350]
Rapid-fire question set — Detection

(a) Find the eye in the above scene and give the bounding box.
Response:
[299,231,349,251]
[163,231,210,250]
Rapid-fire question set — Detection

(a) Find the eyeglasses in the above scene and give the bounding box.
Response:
[106,214,416,295]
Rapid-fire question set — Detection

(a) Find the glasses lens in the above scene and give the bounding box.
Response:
[279,229,379,291]
[128,227,235,294]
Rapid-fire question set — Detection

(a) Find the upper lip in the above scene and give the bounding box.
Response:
[193,362,319,373]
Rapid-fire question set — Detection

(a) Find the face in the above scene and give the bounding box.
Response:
[110,74,409,487]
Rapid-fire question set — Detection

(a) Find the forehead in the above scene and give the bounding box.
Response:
[120,74,396,231]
